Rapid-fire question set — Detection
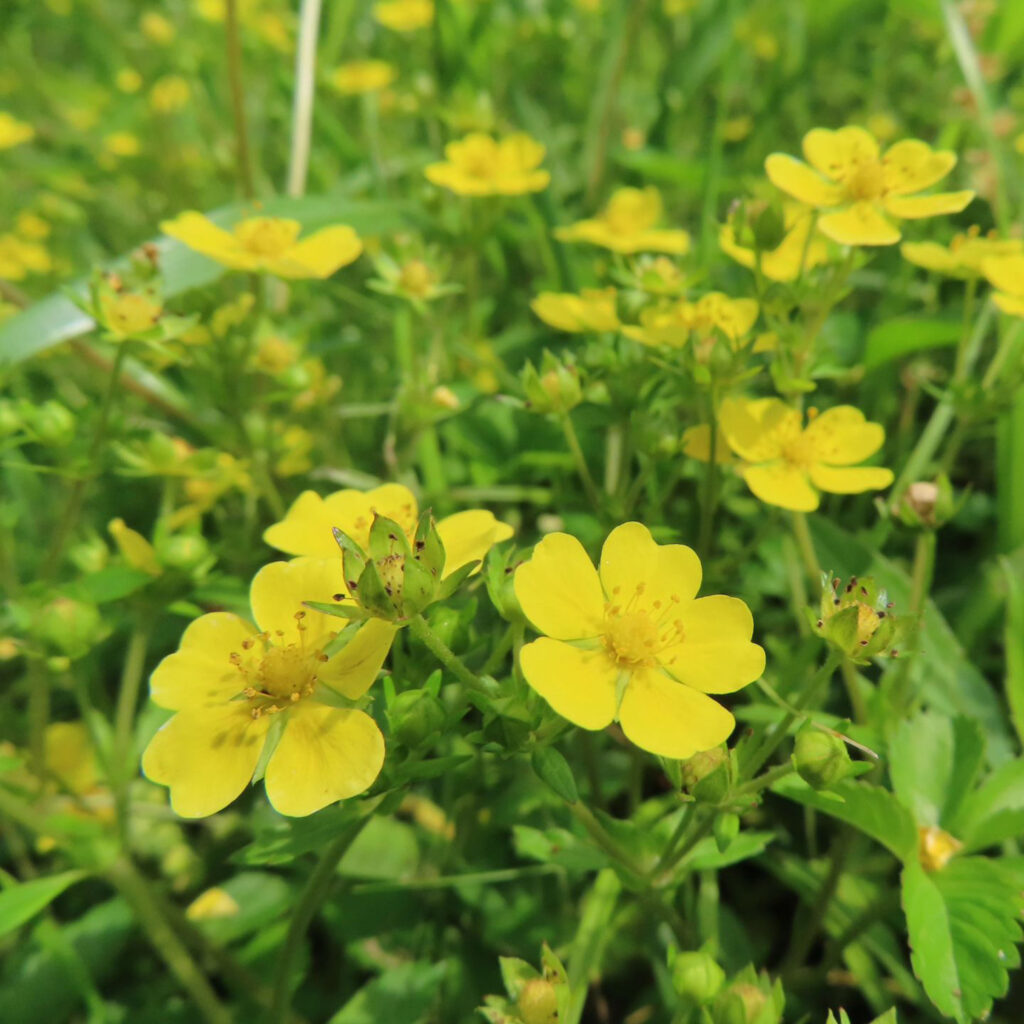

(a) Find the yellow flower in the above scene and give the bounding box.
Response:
[373,0,434,31]
[116,68,143,94]
[514,523,764,758]
[150,75,191,114]
[142,559,393,817]
[186,887,240,921]
[141,11,176,43]
[161,212,362,279]
[623,293,758,349]
[16,212,51,240]
[104,131,141,158]
[765,127,974,246]
[719,205,830,282]
[0,235,51,280]
[531,288,621,333]
[902,228,1022,280]
[264,483,513,579]
[0,112,34,149]
[330,60,397,95]
[555,187,690,254]
[99,290,163,339]
[718,398,893,512]
[918,825,962,872]
[109,518,163,576]
[681,424,735,464]
[983,254,1024,316]
[425,133,550,197]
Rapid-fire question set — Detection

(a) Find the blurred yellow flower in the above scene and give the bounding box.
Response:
[720,205,830,282]
[330,60,397,95]
[514,522,764,758]
[99,290,163,340]
[274,424,314,477]
[425,132,550,196]
[718,398,893,511]
[143,559,393,817]
[373,0,434,31]
[723,116,753,143]
[141,11,176,43]
[918,825,962,872]
[108,518,162,576]
[681,424,735,464]
[161,213,362,279]
[104,131,141,158]
[265,483,513,578]
[555,186,690,255]
[186,888,240,921]
[623,293,758,349]
[901,229,1022,280]
[150,75,191,114]
[865,112,900,143]
[766,127,973,246]
[983,254,1024,316]
[0,112,34,149]
[0,234,51,280]
[531,288,621,333]
[16,213,51,240]
[116,68,144,94]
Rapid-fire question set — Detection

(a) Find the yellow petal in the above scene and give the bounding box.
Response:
[250,558,345,648]
[881,140,956,196]
[802,126,880,180]
[681,424,734,465]
[150,612,257,711]
[984,255,1024,297]
[742,463,819,511]
[519,638,618,730]
[436,509,513,578]
[659,596,765,693]
[331,483,419,550]
[599,521,702,606]
[263,489,338,557]
[993,291,1024,316]
[44,722,100,793]
[808,464,894,494]
[803,406,885,464]
[818,202,901,246]
[901,241,962,276]
[498,132,545,171]
[531,293,587,332]
[617,667,734,758]
[108,517,162,575]
[142,704,269,818]
[268,225,363,279]
[764,154,842,207]
[554,219,619,249]
[319,619,398,699]
[264,703,384,816]
[883,191,974,220]
[627,229,691,255]
[514,533,605,640]
[160,211,247,267]
[718,397,798,462]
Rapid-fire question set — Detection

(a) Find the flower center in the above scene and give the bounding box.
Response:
[102,292,162,335]
[229,618,326,717]
[781,434,816,468]
[602,584,685,667]
[842,160,886,202]
[234,217,300,256]
[398,260,435,297]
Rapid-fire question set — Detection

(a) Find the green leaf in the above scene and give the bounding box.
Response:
[0,195,411,367]
[0,871,86,940]
[863,317,962,370]
[686,831,775,870]
[327,961,447,1024]
[233,803,366,866]
[903,856,1023,1022]
[187,872,292,945]
[336,817,419,881]
[67,566,154,604]
[953,758,1024,852]
[531,745,579,804]
[772,777,917,861]
[1002,555,1024,746]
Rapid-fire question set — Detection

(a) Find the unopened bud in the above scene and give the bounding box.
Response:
[793,726,853,790]
[672,950,725,1004]
[155,533,210,572]
[389,689,446,748]
[681,746,731,803]
[27,400,75,445]
[517,978,559,1024]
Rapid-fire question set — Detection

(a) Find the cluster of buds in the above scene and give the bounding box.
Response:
[711,966,785,1024]
[521,350,583,414]
[322,511,473,623]
[809,573,910,664]
[479,944,568,1024]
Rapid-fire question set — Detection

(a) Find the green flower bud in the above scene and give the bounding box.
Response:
[717,983,768,1024]
[517,978,559,1024]
[155,533,211,572]
[793,726,854,790]
[521,351,583,414]
[27,400,75,446]
[672,950,725,1005]
[36,597,103,658]
[812,574,911,664]
[69,534,110,575]
[681,746,731,803]
[388,689,446,748]
[896,476,954,529]
[714,811,740,853]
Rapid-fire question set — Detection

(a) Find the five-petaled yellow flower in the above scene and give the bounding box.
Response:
[719,204,830,282]
[330,60,397,95]
[161,212,362,279]
[555,186,691,254]
[982,254,1024,316]
[0,112,34,149]
[623,293,758,349]
[514,522,764,758]
[718,398,893,512]
[142,559,392,818]
[531,288,621,333]
[373,0,434,31]
[425,133,550,196]
[765,127,973,246]
[902,228,1021,280]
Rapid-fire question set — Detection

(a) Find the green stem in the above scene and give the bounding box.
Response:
[225,0,255,199]
[285,0,322,198]
[268,819,369,1024]
[408,613,488,693]
[654,811,715,880]
[108,859,232,1024]
[112,613,154,831]
[698,396,720,560]
[560,412,604,514]
[568,801,647,888]
[790,512,821,590]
